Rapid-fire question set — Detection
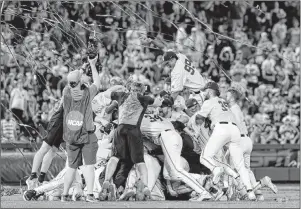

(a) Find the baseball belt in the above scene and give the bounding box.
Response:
[212,121,237,130]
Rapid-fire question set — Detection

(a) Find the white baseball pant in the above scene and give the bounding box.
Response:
[96,135,112,163]
[167,157,209,195]
[240,136,262,194]
[125,153,165,200]
[199,123,253,190]
[159,130,207,194]
[35,168,83,199]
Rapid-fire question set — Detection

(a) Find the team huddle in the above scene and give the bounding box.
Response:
[22,42,278,202]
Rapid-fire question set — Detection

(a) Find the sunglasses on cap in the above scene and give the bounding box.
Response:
[69,80,80,88]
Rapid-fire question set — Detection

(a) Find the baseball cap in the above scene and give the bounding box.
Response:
[161,96,174,108]
[202,81,219,92]
[186,98,198,109]
[67,70,81,88]
[159,90,169,97]
[162,51,178,63]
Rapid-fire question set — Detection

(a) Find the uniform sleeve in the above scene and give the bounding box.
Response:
[171,64,185,93]
[10,89,16,99]
[197,101,212,118]
[89,84,98,99]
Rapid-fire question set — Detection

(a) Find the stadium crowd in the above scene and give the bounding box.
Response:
[0,1,300,145]
[0,0,300,204]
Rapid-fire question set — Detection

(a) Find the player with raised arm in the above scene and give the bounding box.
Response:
[226,88,278,200]
[196,81,257,201]
[140,36,207,102]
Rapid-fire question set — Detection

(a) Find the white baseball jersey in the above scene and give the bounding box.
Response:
[91,91,112,126]
[171,53,206,93]
[187,113,210,153]
[140,114,175,145]
[230,104,248,135]
[198,97,237,128]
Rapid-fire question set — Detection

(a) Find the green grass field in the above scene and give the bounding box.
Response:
[1,184,299,208]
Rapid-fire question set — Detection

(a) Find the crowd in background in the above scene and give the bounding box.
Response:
[0,1,300,146]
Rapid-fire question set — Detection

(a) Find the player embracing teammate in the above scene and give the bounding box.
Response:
[22,33,280,203]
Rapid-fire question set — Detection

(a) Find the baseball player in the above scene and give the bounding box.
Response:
[26,104,64,190]
[226,88,278,200]
[23,161,84,202]
[196,81,257,200]
[100,79,164,201]
[91,77,123,140]
[140,36,207,103]
[139,98,212,201]
[161,51,207,102]
[119,143,165,201]
[185,109,230,198]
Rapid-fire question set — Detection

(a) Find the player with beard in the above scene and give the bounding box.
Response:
[226,88,278,200]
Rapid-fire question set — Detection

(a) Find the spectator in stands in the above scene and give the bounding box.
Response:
[271,9,287,45]
[0,1,300,146]
[279,117,300,144]
[10,78,29,124]
[1,110,18,142]
[282,107,299,127]
[288,17,300,47]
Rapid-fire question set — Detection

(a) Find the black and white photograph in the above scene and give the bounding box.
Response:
[0,1,300,208]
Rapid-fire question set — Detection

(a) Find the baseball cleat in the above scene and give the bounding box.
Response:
[61,195,72,202]
[142,187,151,201]
[72,192,82,201]
[108,183,117,201]
[135,180,145,201]
[99,181,110,201]
[86,194,98,202]
[256,194,264,201]
[26,178,39,190]
[119,187,136,201]
[129,196,136,201]
[248,191,257,201]
[212,167,224,185]
[237,187,248,200]
[242,191,256,201]
[260,176,278,194]
[23,190,37,201]
[116,186,124,200]
[47,195,61,201]
[213,188,225,201]
[189,191,212,201]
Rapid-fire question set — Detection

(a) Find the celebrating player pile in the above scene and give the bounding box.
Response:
[23,35,279,203]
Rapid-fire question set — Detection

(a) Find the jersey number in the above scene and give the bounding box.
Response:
[184,59,195,75]
[218,101,229,111]
[145,115,163,122]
